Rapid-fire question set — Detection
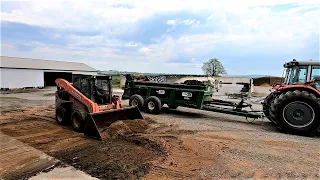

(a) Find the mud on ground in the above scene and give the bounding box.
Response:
[1,100,320,179]
[0,103,162,180]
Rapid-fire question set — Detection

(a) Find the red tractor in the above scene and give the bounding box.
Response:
[263,59,320,135]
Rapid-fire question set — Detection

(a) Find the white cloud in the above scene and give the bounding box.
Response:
[4,0,318,29]
[182,19,198,25]
[167,18,200,26]
[167,19,178,25]
[125,42,139,47]
[1,0,320,74]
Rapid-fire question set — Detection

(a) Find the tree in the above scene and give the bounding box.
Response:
[202,58,227,76]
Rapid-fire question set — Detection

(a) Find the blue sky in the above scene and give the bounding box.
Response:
[1,0,319,76]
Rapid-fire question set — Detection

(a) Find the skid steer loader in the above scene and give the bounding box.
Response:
[55,74,143,140]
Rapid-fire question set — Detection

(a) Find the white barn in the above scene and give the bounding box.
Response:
[0,56,98,89]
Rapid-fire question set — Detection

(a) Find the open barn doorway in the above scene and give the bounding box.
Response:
[44,72,72,86]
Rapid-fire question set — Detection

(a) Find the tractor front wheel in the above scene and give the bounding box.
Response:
[270,90,320,135]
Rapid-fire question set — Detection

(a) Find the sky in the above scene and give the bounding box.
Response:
[1,0,319,76]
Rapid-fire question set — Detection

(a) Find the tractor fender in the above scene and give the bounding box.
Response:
[275,85,320,98]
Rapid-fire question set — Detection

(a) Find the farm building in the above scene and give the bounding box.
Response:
[0,56,97,89]
[253,76,284,86]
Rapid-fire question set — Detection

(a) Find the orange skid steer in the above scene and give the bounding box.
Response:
[55,74,143,140]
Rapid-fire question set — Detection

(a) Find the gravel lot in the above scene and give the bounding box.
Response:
[1,87,319,179]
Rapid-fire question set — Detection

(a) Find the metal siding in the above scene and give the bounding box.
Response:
[42,70,98,75]
[0,68,98,89]
[72,71,98,75]
[0,68,44,88]
[1,56,97,72]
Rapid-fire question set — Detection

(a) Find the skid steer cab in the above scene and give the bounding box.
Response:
[55,74,143,140]
[263,59,320,136]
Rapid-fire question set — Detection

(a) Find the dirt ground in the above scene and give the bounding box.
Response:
[0,88,320,179]
[0,102,159,180]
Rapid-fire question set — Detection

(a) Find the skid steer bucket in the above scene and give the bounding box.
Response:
[84,106,144,140]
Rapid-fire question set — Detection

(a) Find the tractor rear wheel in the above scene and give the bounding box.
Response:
[262,92,277,124]
[270,90,320,135]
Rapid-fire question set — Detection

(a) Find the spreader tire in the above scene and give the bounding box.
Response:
[145,96,162,114]
[129,94,145,110]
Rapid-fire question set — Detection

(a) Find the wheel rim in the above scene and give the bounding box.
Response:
[72,114,82,129]
[282,101,315,128]
[131,99,139,106]
[56,110,63,123]
[148,101,156,111]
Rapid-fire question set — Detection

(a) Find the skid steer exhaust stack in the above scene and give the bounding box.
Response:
[84,106,144,140]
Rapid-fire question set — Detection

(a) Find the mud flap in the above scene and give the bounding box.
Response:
[84,106,144,140]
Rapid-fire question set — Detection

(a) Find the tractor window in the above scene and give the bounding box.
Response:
[284,68,291,84]
[287,66,308,84]
[287,67,296,84]
[311,66,320,90]
[311,66,320,80]
[296,66,308,83]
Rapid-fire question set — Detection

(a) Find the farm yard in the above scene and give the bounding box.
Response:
[2,1,319,179]
[0,87,319,180]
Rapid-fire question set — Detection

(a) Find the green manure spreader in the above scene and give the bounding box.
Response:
[122,74,262,119]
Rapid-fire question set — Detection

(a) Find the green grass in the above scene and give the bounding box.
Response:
[0,96,24,101]
[111,75,121,88]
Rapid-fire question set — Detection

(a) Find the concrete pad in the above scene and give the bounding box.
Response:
[0,132,58,179]
[29,166,98,180]
[0,132,96,180]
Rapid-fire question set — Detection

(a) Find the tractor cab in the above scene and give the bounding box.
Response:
[282,59,320,90]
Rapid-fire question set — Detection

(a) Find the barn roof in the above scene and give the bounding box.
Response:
[0,56,96,72]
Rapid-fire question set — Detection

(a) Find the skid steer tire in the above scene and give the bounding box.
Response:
[71,110,86,133]
[270,90,320,135]
[168,105,178,109]
[145,96,162,114]
[262,92,277,124]
[56,106,67,125]
[129,94,144,110]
